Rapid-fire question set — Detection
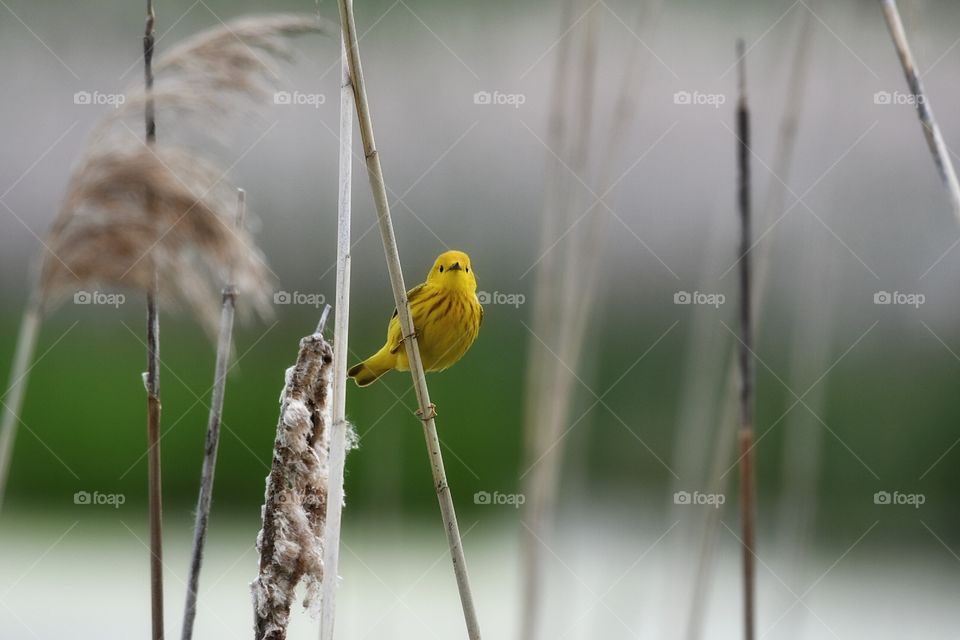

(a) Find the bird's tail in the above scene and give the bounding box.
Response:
[348,349,393,387]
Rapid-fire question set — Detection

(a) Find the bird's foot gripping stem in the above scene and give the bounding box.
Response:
[416,403,438,421]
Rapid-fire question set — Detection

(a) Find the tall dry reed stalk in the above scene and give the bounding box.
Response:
[880,0,960,223]
[319,36,356,640]
[253,311,333,640]
[734,39,757,640]
[681,6,819,636]
[334,0,481,636]
[181,189,247,640]
[141,4,165,637]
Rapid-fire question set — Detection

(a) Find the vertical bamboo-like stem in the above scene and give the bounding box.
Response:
[0,293,42,510]
[180,189,245,640]
[319,35,354,640]
[881,0,960,224]
[143,2,164,639]
[735,39,756,640]
[681,8,818,638]
[334,0,481,637]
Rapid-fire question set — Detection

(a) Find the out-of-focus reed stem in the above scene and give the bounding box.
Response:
[881,0,960,223]
[0,292,42,511]
[180,189,245,640]
[682,7,818,636]
[735,39,756,640]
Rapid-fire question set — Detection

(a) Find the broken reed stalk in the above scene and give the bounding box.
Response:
[334,0,481,637]
[880,0,960,224]
[735,39,756,640]
[181,189,246,640]
[253,310,333,640]
[0,290,42,511]
[142,2,165,639]
[319,36,355,640]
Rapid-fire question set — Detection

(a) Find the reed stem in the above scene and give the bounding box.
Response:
[319,35,355,640]
[334,0,481,636]
[0,293,42,511]
[881,0,960,224]
[143,2,164,638]
[735,38,756,640]
[180,189,245,640]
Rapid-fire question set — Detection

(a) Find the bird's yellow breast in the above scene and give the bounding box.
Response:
[391,286,481,373]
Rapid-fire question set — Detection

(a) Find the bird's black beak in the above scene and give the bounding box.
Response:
[448,262,462,271]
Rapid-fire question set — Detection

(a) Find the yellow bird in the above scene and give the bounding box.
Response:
[348,250,483,387]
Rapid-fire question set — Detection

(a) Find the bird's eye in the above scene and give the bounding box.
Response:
[465,267,469,272]
[439,265,444,273]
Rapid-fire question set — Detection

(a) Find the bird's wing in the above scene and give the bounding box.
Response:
[478,297,484,328]
[389,284,428,353]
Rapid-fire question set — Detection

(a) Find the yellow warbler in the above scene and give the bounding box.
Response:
[348,250,483,387]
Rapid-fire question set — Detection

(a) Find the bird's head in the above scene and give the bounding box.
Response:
[426,250,476,292]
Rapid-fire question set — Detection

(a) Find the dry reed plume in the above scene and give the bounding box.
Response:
[0,12,333,506]
[39,145,270,329]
